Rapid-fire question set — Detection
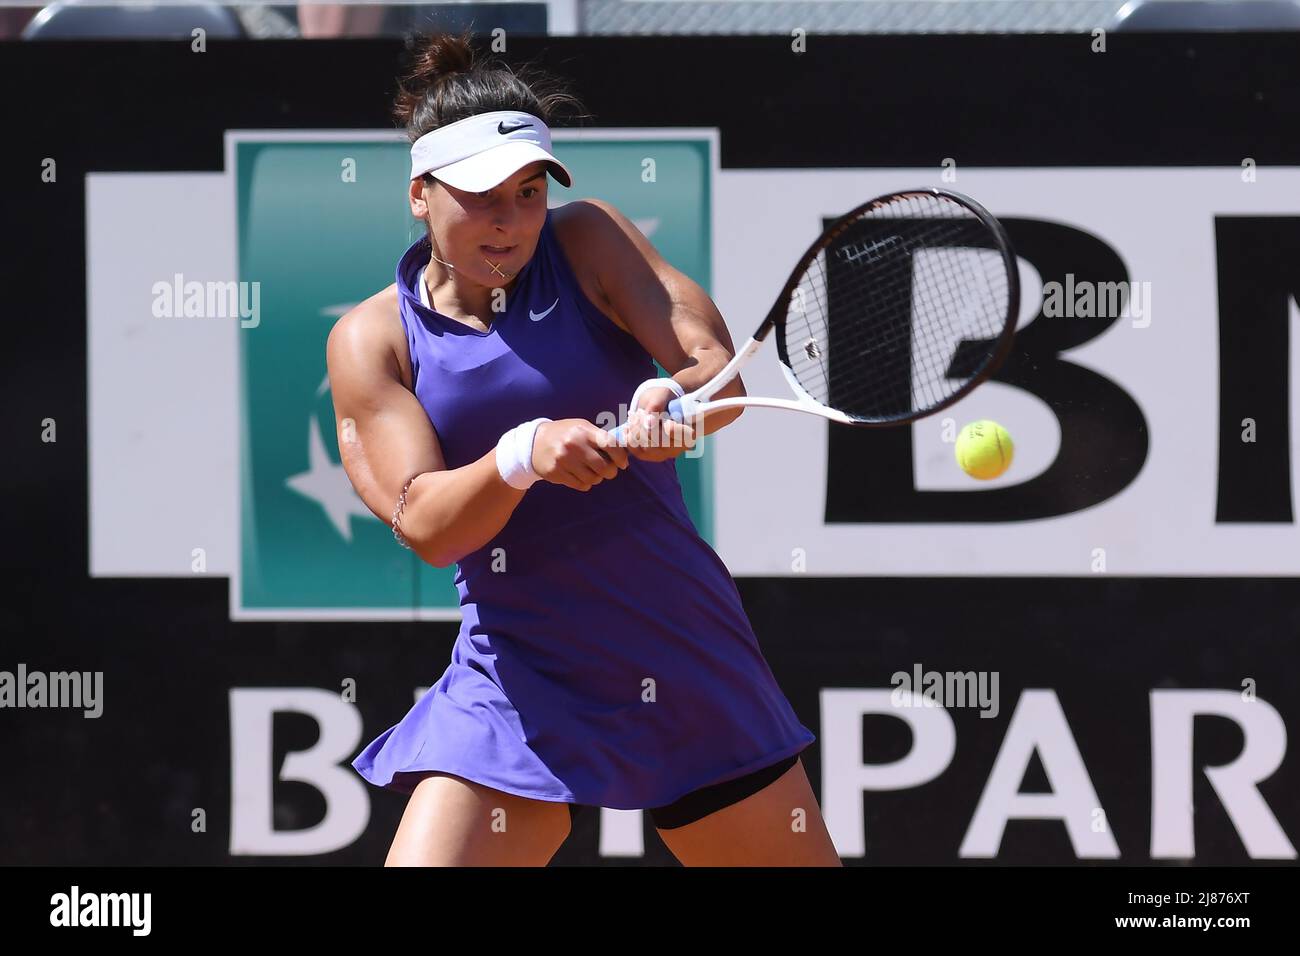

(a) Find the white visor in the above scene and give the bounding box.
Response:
[409,110,574,192]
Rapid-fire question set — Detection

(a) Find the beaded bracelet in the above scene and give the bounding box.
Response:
[391,474,419,550]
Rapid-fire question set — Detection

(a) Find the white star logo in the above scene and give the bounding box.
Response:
[284,305,378,543]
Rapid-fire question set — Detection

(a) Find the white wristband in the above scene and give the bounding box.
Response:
[629,376,686,416]
[496,417,550,490]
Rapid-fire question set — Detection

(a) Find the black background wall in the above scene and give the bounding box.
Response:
[2,34,1298,866]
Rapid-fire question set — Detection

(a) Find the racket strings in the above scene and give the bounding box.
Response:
[782,193,1012,422]
[822,218,997,413]
[792,220,970,412]
[830,208,1006,415]
[792,228,971,415]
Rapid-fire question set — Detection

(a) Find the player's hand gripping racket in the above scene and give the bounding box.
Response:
[608,188,1019,442]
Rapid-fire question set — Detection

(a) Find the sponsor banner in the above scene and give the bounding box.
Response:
[713,167,1300,575]
[89,160,1300,596]
[228,131,715,618]
[217,578,1298,864]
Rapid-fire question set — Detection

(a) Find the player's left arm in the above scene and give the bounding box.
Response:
[569,198,745,437]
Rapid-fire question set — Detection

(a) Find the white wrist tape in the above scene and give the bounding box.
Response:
[629,377,686,416]
[496,417,551,490]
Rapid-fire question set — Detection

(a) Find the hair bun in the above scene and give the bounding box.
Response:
[393,29,476,126]
[393,28,591,147]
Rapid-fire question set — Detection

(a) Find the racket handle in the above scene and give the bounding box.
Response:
[607,396,686,442]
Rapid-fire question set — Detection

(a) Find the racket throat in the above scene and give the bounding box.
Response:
[695,336,763,403]
[777,363,850,423]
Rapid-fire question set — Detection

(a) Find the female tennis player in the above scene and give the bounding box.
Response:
[329,31,841,866]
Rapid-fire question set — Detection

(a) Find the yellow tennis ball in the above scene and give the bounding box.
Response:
[955,420,1014,480]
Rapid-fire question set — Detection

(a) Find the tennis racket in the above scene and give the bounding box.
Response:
[607,187,1019,442]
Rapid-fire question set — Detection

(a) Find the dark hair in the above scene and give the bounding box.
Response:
[394,29,590,185]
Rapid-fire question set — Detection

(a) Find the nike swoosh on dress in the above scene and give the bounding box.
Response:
[530,298,560,322]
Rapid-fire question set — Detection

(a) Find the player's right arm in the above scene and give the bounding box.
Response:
[326,294,628,567]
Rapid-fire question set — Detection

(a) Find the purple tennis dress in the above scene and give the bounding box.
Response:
[351,205,815,809]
